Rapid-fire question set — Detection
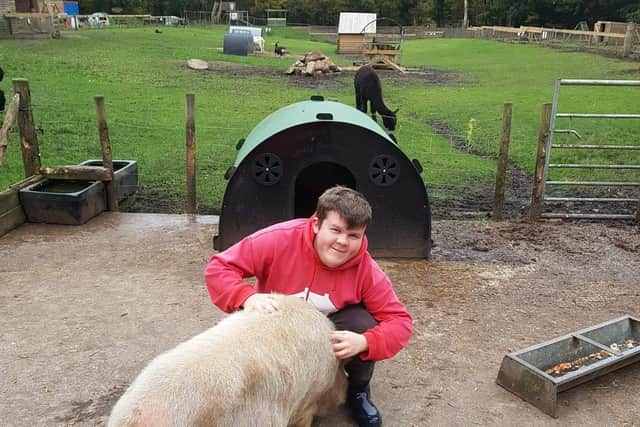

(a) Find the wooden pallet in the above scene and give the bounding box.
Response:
[363,51,405,73]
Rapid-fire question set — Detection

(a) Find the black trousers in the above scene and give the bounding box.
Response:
[328,304,377,390]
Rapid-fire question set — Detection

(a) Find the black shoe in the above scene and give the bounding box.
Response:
[347,387,382,427]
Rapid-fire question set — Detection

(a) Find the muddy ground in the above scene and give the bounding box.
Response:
[1,213,639,426]
[197,59,460,90]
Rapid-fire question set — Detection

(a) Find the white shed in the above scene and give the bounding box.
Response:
[337,12,376,54]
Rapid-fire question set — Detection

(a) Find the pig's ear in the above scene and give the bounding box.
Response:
[393,108,399,113]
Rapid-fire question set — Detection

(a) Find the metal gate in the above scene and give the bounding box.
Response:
[540,79,640,220]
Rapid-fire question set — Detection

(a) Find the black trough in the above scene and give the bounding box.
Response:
[214,97,432,258]
[79,159,139,201]
[19,179,106,225]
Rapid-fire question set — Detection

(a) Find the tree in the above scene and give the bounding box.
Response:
[254,0,288,14]
[463,0,468,27]
[410,0,434,25]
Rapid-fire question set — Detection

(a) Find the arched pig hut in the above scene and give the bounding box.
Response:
[215,97,432,258]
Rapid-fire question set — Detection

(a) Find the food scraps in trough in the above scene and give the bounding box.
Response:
[545,350,613,377]
[545,339,638,377]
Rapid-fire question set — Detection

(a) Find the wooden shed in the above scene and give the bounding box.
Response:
[0,0,17,37]
[593,21,636,45]
[337,12,375,54]
[1,0,63,39]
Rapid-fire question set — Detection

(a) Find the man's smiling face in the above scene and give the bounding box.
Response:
[312,210,365,268]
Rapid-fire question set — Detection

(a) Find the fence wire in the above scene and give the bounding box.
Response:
[14,83,637,222]
[1,98,533,221]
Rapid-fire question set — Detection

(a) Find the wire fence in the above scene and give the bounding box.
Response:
[1,96,533,221]
[3,82,637,223]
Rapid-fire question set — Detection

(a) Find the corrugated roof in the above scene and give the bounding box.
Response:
[338,12,376,34]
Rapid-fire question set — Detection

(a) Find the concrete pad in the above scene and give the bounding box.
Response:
[1,214,639,426]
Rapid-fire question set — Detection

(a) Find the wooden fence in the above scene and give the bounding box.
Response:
[469,24,639,57]
[0,80,119,237]
[0,80,201,236]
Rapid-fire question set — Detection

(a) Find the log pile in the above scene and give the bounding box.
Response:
[285,51,341,76]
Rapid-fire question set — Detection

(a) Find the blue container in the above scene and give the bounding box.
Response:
[63,1,79,15]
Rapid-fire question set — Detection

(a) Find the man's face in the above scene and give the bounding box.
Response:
[312,211,366,268]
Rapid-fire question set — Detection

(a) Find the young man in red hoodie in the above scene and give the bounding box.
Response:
[204,186,412,427]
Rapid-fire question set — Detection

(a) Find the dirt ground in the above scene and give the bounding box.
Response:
[195,60,459,90]
[1,213,639,427]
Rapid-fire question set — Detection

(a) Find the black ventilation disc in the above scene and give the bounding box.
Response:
[252,153,282,186]
[368,154,399,187]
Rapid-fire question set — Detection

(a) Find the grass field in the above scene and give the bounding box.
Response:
[1,26,639,214]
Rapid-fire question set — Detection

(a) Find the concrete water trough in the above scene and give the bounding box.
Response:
[496,315,640,417]
[79,159,138,201]
[19,179,106,225]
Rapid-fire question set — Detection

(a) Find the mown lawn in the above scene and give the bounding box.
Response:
[1,26,638,212]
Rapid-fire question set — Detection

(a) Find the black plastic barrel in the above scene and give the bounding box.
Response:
[223,31,254,56]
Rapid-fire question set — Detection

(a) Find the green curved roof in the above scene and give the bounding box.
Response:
[235,99,396,166]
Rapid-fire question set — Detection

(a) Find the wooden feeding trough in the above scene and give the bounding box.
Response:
[497,315,640,417]
[363,42,403,72]
[361,18,405,72]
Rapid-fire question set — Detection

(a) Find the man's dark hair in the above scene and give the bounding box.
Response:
[316,186,372,229]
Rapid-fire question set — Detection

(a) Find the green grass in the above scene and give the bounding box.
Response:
[1,27,638,211]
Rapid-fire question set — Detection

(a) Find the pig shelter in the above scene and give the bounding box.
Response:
[215,97,432,258]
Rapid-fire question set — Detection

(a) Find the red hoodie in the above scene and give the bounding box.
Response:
[204,218,412,361]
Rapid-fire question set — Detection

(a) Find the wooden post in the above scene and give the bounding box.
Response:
[12,79,41,178]
[529,103,552,222]
[623,23,636,58]
[39,165,112,181]
[493,102,512,221]
[0,93,20,169]
[185,93,196,214]
[94,96,119,212]
[47,4,55,37]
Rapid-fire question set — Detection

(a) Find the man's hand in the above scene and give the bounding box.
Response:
[331,330,368,359]
[242,293,279,313]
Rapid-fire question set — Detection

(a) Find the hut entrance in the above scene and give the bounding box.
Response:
[294,162,356,218]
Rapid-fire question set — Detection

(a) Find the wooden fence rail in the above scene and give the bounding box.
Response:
[493,102,513,221]
[93,96,118,212]
[0,93,20,169]
[529,103,552,222]
[469,24,638,55]
[12,79,41,178]
[185,93,196,214]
